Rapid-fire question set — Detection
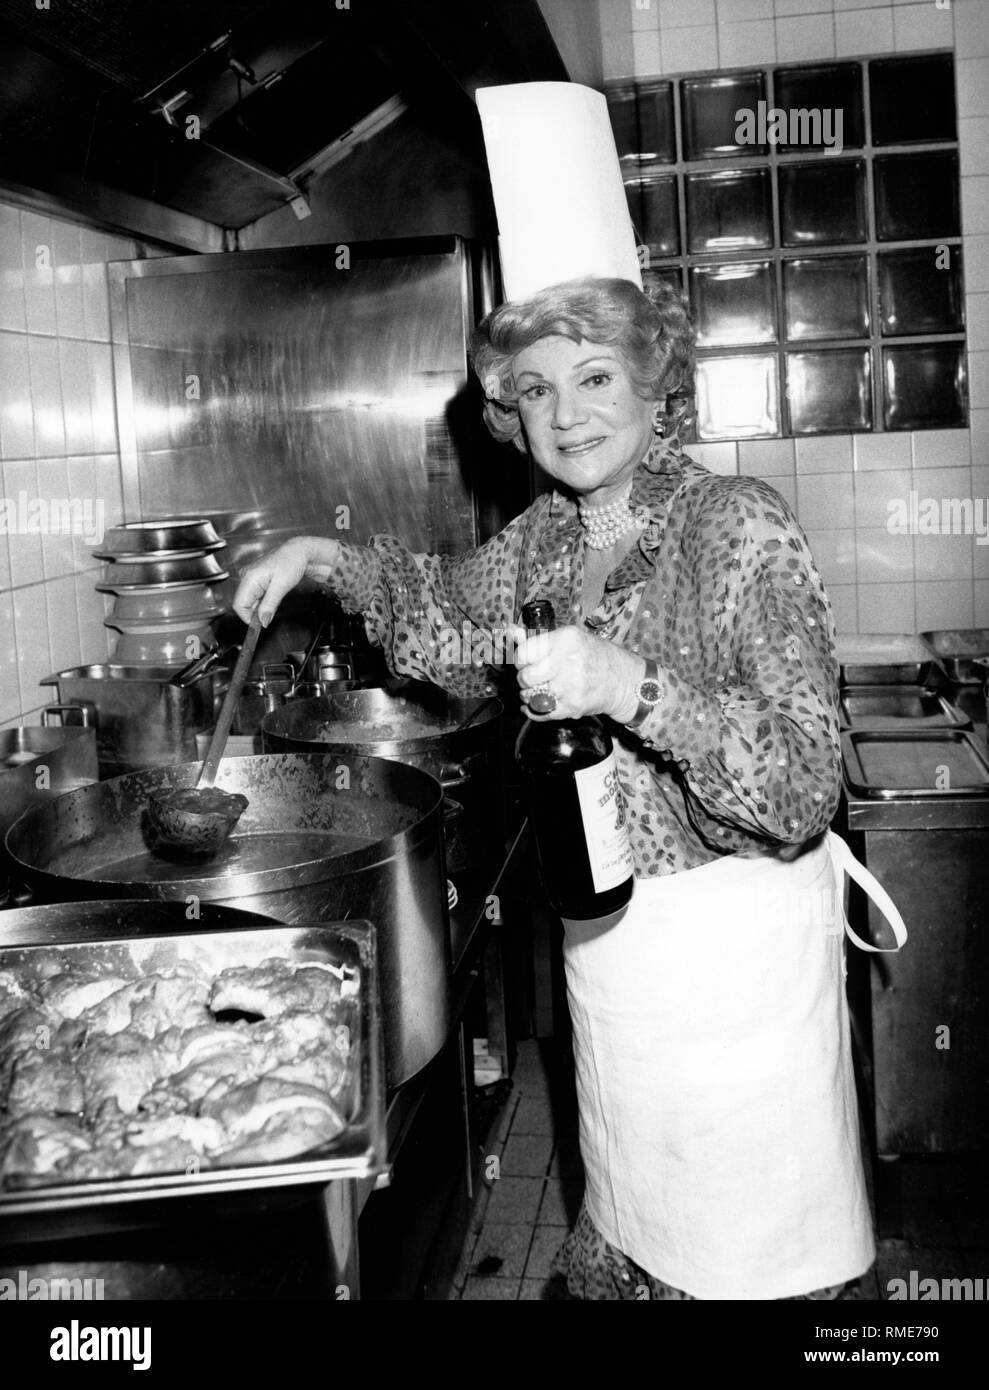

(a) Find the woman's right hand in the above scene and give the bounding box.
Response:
[232,536,337,626]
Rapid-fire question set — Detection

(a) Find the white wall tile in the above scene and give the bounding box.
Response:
[911,428,973,469]
[26,336,65,458]
[914,533,975,583]
[598,0,632,35]
[855,527,914,582]
[805,527,857,583]
[2,459,43,587]
[661,0,716,26]
[633,27,663,75]
[20,211,56,337]
[967,293,989,350]
[662,24,720,71]
[719,18,777,66]
[80,231,110,343]
[957,59,989,120]
[12,582,53,711]
[857,582,916,634]
[75,572,111,664]
[894,0,953,51]
[954,0,989,59]
[719,0,775,21]
[970,350,989,410]
[602,28,636,77]
[834,0,889,10]
[827,584,860,635]
[796,471,856,527]
[738,436,796,475]
[0,204,26,335]
[959,119,989,178]
[0,592,18,720]
[974,578,989,623]
[775,13,836,60]
[854,467,911,527]
[96,453,124,529]
[775,0,833,14]
[690,440,739,474]
[44,573,82,674]
[87,343,118,456]
[66,455,101,571]
[795,433,853,473]
[915,579,975,630]
[834,6,894,58]
[52,219,85,341]
[0,530,10,589]
[0,332,35,459]
[965,234,989,292]
[58,338,95,455]
[962,177,989,235]
[913,464,976,501]
[632,0,660,32]
[971,409,989,470]
[770,473,798,508]
[36,457,74,581]
[853,432,912,470]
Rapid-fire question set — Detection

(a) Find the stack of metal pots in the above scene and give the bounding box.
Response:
[95,519,228,666]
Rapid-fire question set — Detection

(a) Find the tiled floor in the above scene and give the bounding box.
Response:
[449,1039,988,1301]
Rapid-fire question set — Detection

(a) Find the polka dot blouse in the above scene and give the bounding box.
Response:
[323,440,842,877]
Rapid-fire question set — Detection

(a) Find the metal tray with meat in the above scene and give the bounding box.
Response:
[0,921,385,1233]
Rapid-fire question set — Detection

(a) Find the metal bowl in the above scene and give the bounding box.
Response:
[110,627,217,666]
[105,585,225,623]
[95,519,223,557]
[97,555,229,588]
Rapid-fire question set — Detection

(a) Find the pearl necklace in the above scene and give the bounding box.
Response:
[578,486,646,550]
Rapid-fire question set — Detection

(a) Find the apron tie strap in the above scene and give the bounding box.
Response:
[825,829,907,953]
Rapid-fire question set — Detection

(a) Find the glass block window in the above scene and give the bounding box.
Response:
[607,52,966,439]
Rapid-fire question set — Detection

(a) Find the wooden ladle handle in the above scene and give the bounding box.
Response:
[197,610,263,790]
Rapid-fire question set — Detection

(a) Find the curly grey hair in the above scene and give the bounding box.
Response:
[469,276,696,452]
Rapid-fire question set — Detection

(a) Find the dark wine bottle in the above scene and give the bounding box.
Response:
[515,600,634,921]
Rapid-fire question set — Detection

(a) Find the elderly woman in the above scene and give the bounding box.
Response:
[233,276,875,1301]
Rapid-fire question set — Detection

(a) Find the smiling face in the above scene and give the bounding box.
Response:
[513,336,657,507]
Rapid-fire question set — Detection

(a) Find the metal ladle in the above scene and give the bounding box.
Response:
[146,610,263,856]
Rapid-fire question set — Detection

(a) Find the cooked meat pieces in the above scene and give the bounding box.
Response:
[124,1113,226,1154]
[0,970,31,1023]
[0,1006,58,1096]
[77,1034,165,1114]
[0,1113,91,1181]
[130,969,211,1038]
[201,1076,347,1163]
[209,957,350,1019]
[40,973,131,1019]
[6,1051,84,1117]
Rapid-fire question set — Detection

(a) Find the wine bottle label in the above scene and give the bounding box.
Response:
[573,752,634,894]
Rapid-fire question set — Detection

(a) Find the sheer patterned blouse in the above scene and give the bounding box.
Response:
[323,440,841,877]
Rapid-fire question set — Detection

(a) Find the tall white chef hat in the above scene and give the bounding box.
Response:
[476,81,643,304]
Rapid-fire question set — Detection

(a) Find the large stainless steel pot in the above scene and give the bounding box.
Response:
[41,664,222,776]
[261,684,504,877]
[5,753,448,1086]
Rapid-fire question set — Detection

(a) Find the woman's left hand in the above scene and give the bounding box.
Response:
[510,624,644,723]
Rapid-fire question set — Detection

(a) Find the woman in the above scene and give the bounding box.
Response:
[233,277,875,1301]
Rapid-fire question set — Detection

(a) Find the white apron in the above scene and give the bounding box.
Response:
[562,830,907,1301]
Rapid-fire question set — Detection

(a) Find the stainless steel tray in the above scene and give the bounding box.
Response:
[839,686,971,731]
[836,633,934,687]
[920,629,989,684]
[0,921,385,1236]
[841,729,989,799]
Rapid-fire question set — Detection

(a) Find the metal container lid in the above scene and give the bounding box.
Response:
[843,729,989,799]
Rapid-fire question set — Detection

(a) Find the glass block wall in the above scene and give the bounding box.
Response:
[608,53,967,440]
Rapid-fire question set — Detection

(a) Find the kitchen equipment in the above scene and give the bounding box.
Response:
[839,686,970,731]
[0,919,384,1243]
[96,555,228,589]
[171,644,235,689]
[94,518,223,557]
[147,612,262,855]
[6,753,449,1086]
[0,710,98,897]
[110,625,217,667]
[919,628,989,684]
[232,663,298,736]
[288,644,354,684]
[836,633,934,686]
[41,665,221,777]
[105,584,225,623]
[261,683,504,877]
[841,732,989,1152]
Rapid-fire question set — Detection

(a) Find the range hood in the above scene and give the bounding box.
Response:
[0,0,570,245]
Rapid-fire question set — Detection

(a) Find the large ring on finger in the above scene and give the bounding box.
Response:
[529,683,557,715]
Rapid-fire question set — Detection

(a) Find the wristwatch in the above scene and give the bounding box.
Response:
[626,658,663,729]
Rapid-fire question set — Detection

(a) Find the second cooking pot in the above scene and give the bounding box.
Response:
[261,683,504,878]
